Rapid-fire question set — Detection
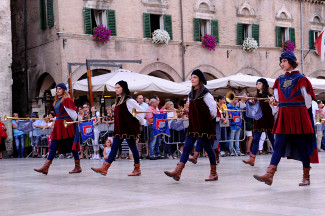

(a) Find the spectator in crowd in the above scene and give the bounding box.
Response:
[0,117,7,159]
[12,113,25,158]
[102,138,112,162]
[31,112,43,157]
[227,98,244,156]
[311,99,319,126]
[90,106,100,160]
[144,97,149,105]
[146,97,161,160]
[316,100,324,152]
[136,94,149,159]
[239,92,254,155]
[102,107,114,126]
[164,101,177,159]
[80,103,90,159]
[216,95,229,157]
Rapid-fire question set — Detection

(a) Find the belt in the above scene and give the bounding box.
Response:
[278,102,305,108]
[56,116,71,120]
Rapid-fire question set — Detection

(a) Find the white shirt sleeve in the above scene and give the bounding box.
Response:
[126,99,146,125]
[273,88,279,102]
[64,107,77,121]
[301,87,312,109]
[203,93,217,119]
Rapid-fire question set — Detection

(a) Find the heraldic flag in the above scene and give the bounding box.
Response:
[153,113,170,137]
[18,120,33,132]
[246,101,263,120]
[314,28,325,62]
[78,121,95,142]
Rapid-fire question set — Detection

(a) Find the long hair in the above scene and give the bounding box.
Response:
[190,81,205,100]
[256,83,270,98]
[115,93,126,106]
[53,90,70,105]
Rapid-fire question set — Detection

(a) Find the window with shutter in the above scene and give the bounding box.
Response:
[40,0,47,29]
[163,15,173,40]
[252,24,259,46]
[236,23,243,45]
[193,18,200,41]
[83,8,92,34]
[47,0,54,27]
[310,30,315,50]
[275,26,282,47]
[289,28,295,46]
[211,20,219,43]
[107,10,116,36]
[143,13,151,38]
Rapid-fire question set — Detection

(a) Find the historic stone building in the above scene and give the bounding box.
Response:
[11,0,325,114]
[0,0,13,154]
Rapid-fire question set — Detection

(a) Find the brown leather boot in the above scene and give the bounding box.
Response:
[253,165,277,186]
[164,162,185,181]
[34,160,52,175]
[205,165,218,181]
[299,167,311,186]
[243,154,256,166]
[91,162,111,176]
[69,160,82,174]
[188,152,199,164]
[215,152,220,164]
[128,164,141,176]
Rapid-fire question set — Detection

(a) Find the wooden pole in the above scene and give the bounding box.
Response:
[68,71,73,99]
[87,69,94,107]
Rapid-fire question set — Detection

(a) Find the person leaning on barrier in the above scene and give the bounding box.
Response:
[12,113,25,158]
[239,92,254,155]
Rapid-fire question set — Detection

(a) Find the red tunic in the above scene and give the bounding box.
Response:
[272,71,316,134]
[113,98,141,139]
[51,98,76,140]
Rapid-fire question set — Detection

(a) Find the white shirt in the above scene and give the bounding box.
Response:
[203,93,217,119]
[311,100,319,124]
[65,107,77,121]
[126,98,146,125]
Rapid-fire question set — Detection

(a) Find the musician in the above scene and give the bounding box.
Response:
[34,83,81,175]
[243,78,275,166]
[253,51,318,186]
[91,80,146,176]
[164,69,218,181]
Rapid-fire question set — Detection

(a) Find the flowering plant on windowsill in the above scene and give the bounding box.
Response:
[152,29,170,45]
[282,40,295,52]
[201,34,217,51]
[93,24,113,43]
[242,38,258,52]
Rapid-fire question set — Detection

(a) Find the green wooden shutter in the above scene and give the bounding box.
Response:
[40,0,47,29]
[211,20,219,43]
[163,15,173,40]
[193,18,200,42]
[289,27,296,46]
[107,10,117,36]
[83,8,92,34]
[47,0,54,27]
[309,30,315,50]
[252,24,259,46]
[143,13,151,38]
[236,23,243,45]
[276,26,281,47]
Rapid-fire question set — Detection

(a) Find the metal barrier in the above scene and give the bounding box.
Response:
[27,128,52,158]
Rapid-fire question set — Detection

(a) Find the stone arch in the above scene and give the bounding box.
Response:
[77,68,111,81]
[148,70,174,81]
[71,65,113,82]
[309,70,325,78]
[237,1,255,16]
[236,67,262,77]
[194,0,216,13]
[312,14,323,23]
[139,62,182,82]
[186,65,225,80]
[36,72,56,98]
[276,5,292,20]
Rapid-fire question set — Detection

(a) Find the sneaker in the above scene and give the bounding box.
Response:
[59,154,65,159]
[149,156,157,160]
[237,152,244,156]
[220,151,226,157]
[168,156,174,159]
[230,152,235,156]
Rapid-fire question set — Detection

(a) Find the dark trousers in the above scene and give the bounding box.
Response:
[270,134,311,168]
[106,135,140,164]
[251,131,275,155]
[47,137,79,161]
[180,134,216,165]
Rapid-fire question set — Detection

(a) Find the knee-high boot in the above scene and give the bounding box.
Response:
[91,162,111,176]
[34,160,52,175]
[253,165,277,186]
[188,152,199,164]
[69,160,82,174]
[164,162,185,181]
[299,167,311,186]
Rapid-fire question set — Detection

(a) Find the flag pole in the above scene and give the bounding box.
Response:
[300,0,305,74]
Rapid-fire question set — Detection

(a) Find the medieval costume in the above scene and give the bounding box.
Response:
[91,80,145,176]
[253,51,318,186]
[34,83,80,175]
[164,69,218,181]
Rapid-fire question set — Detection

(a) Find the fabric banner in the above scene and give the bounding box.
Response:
[246,101,263,120]
[79,121,95,142]
[18,120,33,132]
[153,113,170,137]
[314,28,325,62]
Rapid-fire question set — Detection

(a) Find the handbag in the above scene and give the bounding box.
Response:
[1,129,7,139]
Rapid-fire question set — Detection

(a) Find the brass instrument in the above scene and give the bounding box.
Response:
[225,91,270,103]
[4,115,46,121]
[218,106,246,114]
[132,108,184,118]
[315,118,325,125]
[63,116,108,128]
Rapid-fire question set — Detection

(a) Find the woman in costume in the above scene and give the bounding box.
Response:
[91,80,145,176]
[164,69,218,181]
[242,78,275,166]
[253,51,318,186]
[34,83,80,175]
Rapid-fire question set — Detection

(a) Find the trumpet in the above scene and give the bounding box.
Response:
[4,115,46,121]
[218,107,246,114]
[315,118,325,125]
[226,91,270,103]
[132,108,185,118]
[63,116,108,128]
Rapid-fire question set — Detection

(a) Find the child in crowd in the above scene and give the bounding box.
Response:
[102,138,112,162]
